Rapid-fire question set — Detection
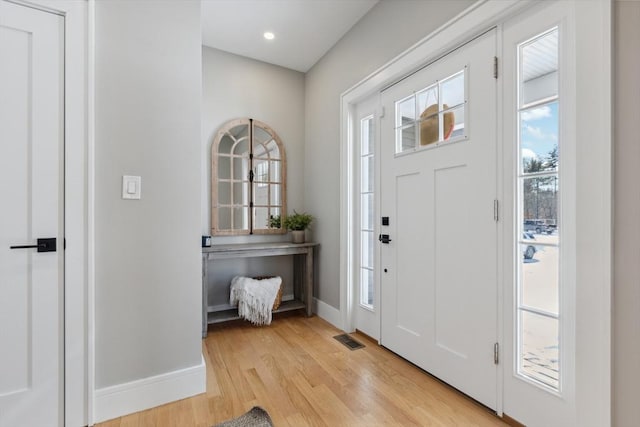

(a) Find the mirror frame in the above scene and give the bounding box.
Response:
[211,118,287,235]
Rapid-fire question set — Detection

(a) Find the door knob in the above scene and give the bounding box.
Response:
[378,234,392,244]
[10,238,57,253]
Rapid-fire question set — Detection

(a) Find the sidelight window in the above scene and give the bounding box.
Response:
[516,28,560,391]
[359,115,375,308]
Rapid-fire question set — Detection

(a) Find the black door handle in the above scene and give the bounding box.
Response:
[10,238,57,253]
[379,234,392,244]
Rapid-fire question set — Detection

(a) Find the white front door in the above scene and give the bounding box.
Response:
[379,29,498,410]
[0,2,64,425]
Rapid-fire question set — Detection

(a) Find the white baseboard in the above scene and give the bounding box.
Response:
[94,355,206,423]
[313,297,343,330]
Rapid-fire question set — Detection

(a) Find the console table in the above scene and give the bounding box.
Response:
[202,242,318,337]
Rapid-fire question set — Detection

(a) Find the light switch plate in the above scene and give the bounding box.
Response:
[122,175,141,200]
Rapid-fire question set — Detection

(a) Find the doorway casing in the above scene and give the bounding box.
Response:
[339,0,611,424]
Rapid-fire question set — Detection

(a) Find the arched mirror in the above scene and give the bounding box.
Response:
[212,118,286,235]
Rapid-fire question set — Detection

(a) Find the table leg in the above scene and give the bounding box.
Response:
[202,254,208,338]
[305,247,313,317]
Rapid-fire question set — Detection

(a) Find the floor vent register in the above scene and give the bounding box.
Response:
[333,334,365,350]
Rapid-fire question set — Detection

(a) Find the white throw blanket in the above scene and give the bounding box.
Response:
[230,276,282,325]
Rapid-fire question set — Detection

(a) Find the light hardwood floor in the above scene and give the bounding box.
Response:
[97,314,508,426]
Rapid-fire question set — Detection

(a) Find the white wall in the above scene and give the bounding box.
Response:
[304,0,474,307]
[94,0,202,393]
[613,1,640,425]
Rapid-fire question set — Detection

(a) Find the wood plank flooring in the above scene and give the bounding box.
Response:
[97,314,508,426]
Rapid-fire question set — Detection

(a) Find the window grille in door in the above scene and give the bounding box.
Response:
[394,69,467,155]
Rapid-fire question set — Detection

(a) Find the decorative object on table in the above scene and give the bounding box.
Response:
[211,117,287,236]
[213,406,274,427]
[230,276,282,325]
[283,210,313,243]
[202,235,212,247]
[252,276,283,309]
[419,103,455,146]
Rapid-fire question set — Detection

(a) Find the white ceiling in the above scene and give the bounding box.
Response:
[201,0,379,73]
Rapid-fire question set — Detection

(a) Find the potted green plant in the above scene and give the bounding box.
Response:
[267,214,281,229]
[282,211,313,243]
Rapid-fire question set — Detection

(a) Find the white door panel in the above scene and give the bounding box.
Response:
[394,171,426,339]
[380,29,498,410]
[0,1,64,425]
[434,163,474,358]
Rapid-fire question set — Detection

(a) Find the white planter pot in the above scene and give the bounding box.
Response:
[291,230,305,244]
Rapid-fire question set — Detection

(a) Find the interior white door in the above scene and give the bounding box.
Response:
[0,2,64,426]
[379,29,498,410]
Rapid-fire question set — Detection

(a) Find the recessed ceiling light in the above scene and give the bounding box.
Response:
[263,32,275,40]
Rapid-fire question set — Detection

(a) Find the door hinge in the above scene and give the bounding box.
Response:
[494,342,499,365]
[493,56,498,79]
[379,106,385,118]
[494,199,499,222]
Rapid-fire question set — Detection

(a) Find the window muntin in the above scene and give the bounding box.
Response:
[254,160,268,187]
[360,116,375,308]
[516,27,560,391]
[394,69,466,154]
